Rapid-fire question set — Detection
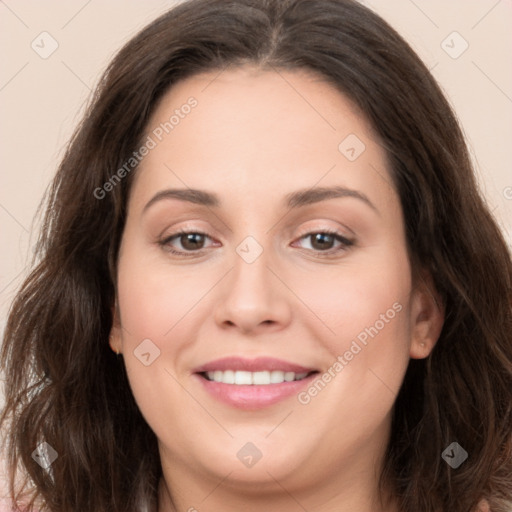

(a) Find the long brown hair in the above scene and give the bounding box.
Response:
[1,1,511,510]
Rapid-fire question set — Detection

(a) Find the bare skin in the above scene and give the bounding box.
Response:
[110,66,444,512]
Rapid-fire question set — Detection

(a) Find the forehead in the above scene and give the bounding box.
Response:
[129,66,397,215]
[146,65,374,154]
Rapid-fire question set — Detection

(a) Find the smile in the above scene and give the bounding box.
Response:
[193,357,319,409]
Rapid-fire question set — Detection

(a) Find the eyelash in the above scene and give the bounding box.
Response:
[158,228,355,258]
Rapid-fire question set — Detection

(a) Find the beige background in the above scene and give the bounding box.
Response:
[1,0,511,399]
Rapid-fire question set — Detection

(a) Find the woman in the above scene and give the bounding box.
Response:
[1,0,511,511]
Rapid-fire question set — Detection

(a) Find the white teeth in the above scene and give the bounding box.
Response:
[269,371,285,384]
[252,371,270,385]
[223,370,235,384]
[235,371,252,385]
[205,370,309,385]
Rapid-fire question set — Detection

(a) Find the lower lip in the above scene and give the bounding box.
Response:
[194,373,318,410]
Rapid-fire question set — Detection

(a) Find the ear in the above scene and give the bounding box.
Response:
[409,271,445,359]
[109,299,123,355]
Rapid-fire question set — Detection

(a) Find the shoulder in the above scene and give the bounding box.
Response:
[475,499,490,512]
[0,497,14,511]
[0,497,39,512]
[0,497,12,511]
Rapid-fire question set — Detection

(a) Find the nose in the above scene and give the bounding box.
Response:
[213,247,292,335]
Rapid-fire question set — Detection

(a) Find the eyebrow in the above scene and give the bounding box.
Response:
[142,186,379,215]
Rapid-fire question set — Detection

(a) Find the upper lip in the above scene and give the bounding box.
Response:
[193,357,317,374]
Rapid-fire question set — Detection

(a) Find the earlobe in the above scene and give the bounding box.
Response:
[109,335,121,355]
[409,273,445,359]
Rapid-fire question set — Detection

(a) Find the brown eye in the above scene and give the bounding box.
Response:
[178,233,206,251]
[159,231,214,255]
[309,233,336,251]
[294,230,354,257]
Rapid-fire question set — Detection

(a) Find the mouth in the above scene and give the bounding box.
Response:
[192,357,320,410]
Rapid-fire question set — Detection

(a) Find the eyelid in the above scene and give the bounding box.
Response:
[159,228,217,255]
[158,224,355,257]
[291,227,354,257]
[294,223,354,240]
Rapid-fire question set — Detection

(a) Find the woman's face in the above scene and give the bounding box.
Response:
[112,66,442,505]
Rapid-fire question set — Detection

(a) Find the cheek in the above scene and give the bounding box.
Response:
[292,244,412,347]
[114,241,200,407]
[116,242,206,341]
[291,242,413,407]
